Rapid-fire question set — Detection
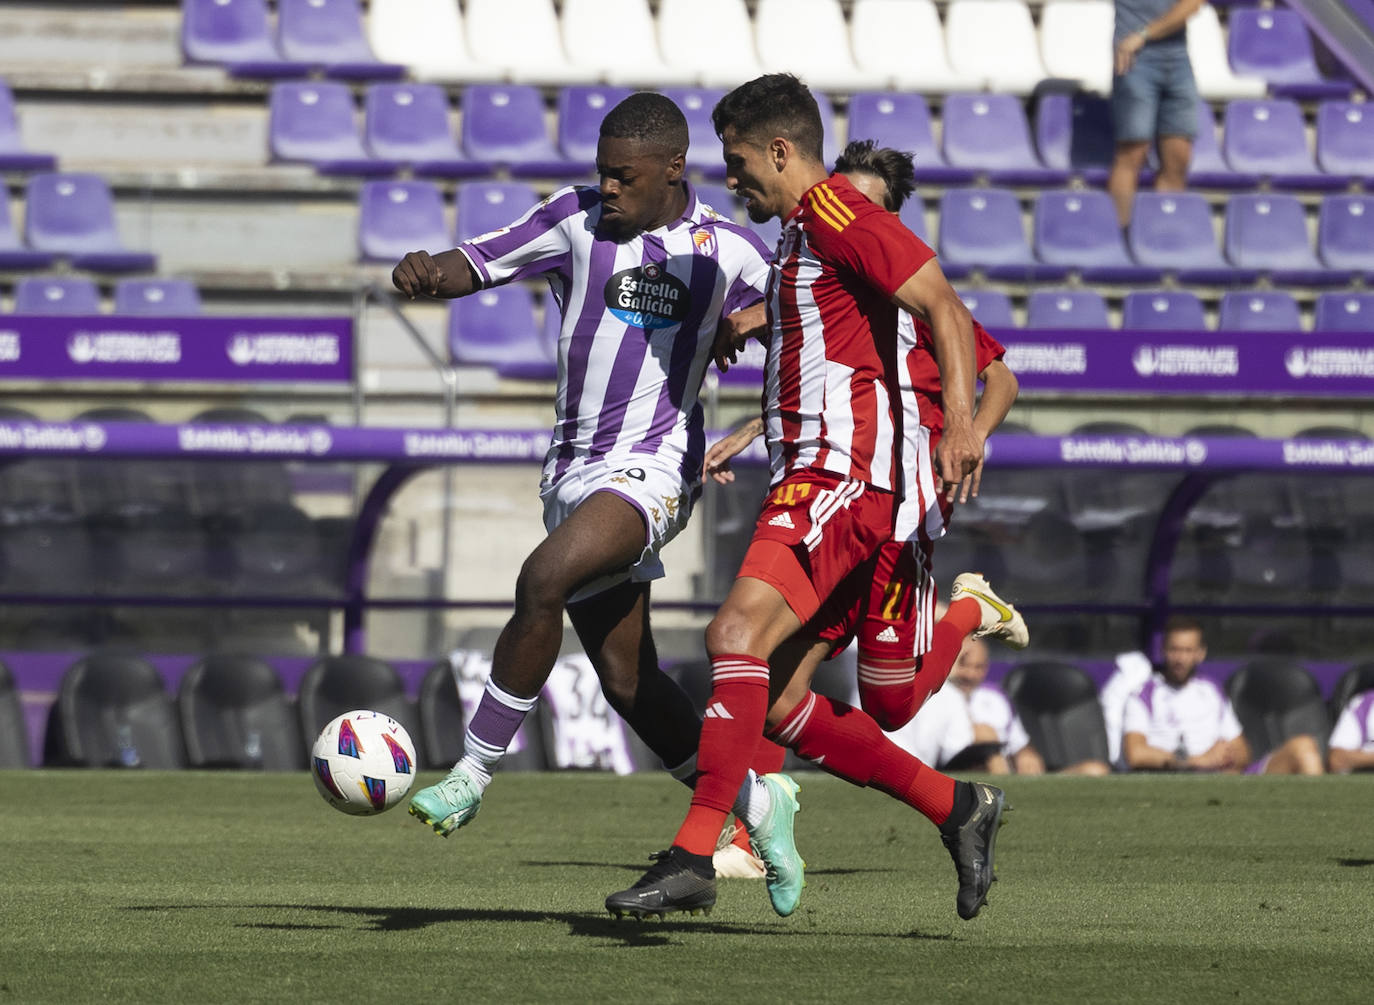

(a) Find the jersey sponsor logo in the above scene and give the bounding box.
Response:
[604,263,691,330]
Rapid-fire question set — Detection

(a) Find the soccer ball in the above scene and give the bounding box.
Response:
[310,710,417,816]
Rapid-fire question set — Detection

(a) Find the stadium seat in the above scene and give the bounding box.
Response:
[1317,194,1374,276]
[357,180,450,264]
[297,654,418,744]
[449,285,556,380]
[23,173,156,272]
[0,659,28,767]
[218,501,323,594]
[459,85,578,178]
[179,654,304,770]
[846,92,975,184]
[655,0,765,89]
[464,0,598,85]
[13,276,100,314]
[1186,4,1267,100]
[938,188,1070,282]
[945,0,1049,94]
[454,181,540,243]
[1316,101,1374,180]
[366,0,502,82]
[0,185,53,269]
[942,94,1070,186]
[849,0,980,93]
[900,192,929,243]
[275,0,405,80]
[1033,189,1162,282]
[812,91,841,168]
[363,83,489,178]
[1225,193,1352,286]
[53,652,186,768]
[1037,0,1114,94]
[537,654,660,772]
[1033,93,1116,186]
[1221,99,1348,191]
[180,0,312,78]
[1217,291,1303,332]
[1001,661,1111,773]
[661,87,728,180]
[957,289,1016,329]
[1121,290,1207,330]
[1226,8,1351,100]
[1025,289,1110,330]
[190,407,272,425]
[753,0,873,93]
[1314,292,1374,332]
[112,278,201,316]
[268,82,399,175]
[1225,660,1330,759]
[1327,662,1374,725]
[423,652,548,771]
[557,85,634,165]
[695,183,740,221]
[0,78,56,171]
[1129,192,1258,286]
[561,0,693,87]
[1187,98,1258,189]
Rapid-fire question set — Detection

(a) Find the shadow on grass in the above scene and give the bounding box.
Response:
[523,860,890,878]
[1336,858,1374,868]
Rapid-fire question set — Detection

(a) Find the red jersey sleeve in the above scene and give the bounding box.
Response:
[973,319,1006,374]
[802,175,935,298]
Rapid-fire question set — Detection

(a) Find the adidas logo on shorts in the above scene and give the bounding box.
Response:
[768,512,795,529]
[875,626,899,643]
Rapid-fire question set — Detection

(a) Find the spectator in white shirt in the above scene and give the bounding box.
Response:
[1328,689,1374,774]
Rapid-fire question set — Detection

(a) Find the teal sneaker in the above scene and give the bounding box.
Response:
[747,772,805,917]
[408,764,483,836]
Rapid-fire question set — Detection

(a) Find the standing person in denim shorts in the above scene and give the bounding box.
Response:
[1107,0,1206,228]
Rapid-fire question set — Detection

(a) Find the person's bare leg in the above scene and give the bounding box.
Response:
[1108,140,1151,228]
[1155,134,1193,192]
[1263,735,1324,776]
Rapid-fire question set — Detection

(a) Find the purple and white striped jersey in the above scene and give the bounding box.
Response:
[457,182,771,487]
[1330,690,1374,753]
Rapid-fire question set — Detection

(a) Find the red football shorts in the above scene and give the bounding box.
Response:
[735,468,894,627]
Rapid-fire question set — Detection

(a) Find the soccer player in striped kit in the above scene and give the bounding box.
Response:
[393,93,804,911]
[606,78,1022,923]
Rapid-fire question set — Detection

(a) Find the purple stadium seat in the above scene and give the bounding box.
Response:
[357,180,450,263]
[1318,194,1374,276]
[1033,93,1115,186]
[448,285,556,380]
[1217,291,1303,332]
[1121,290,1207,331]
[268,82,399,176]
[942,94,1071,186]
[23,173,157,272]
[0,80,56,171]
[957,289,1015,329]
[661,88,727,181]
[0,184,54,269]
[113,279,202,316]
[13,277,101,315]
[1226,8,1352,100]
[695,183,741,221]
[275,0,405,80]
[1316,101,1374,181]
[459,85,579,178]
[899,193,929,243]
[1222,99,1348,191]
[454,181,540,242]
[1033,190,1162,282]
[814,91,841,169]
[1187,99,1258,189]
[180,0,311,78]
[363,84,490,179]
[1225,193,1352,286]
[1314,292,1374,332]
[1025,290,1110,330]
[938,188,1070,282]
[1129,192,1258,286]
[558,85,634,165]
[847,92,975,184]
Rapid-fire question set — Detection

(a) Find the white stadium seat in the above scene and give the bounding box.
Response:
[562,0,696,87]
[1187,4,1267,100]
[656,0,765,89]
[1039,0,1115,95]
[850,0,983,93]
[945,0,1049,95]
[368,0,502,82]
[753,0,876,94]
[464,0,600,85]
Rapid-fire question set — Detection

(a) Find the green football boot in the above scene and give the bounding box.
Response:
[747,773,806,917]
[408,764,483,836]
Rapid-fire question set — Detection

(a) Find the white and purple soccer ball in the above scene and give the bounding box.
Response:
[310,710,417,816]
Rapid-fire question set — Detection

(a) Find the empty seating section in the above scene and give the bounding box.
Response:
[363,83,487,177]
[275,0,404,80]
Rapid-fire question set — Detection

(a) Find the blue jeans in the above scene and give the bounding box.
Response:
[1112,44,1199,143]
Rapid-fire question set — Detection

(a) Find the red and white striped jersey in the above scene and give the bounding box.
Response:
[761,174,935,491]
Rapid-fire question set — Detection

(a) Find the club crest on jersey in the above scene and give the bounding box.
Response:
[692,229,717,257]
[605,264,690,330]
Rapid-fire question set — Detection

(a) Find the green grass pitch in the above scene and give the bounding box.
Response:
[2,771,1371,1003]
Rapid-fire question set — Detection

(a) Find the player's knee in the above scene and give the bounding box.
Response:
[1288,734,1325,775]
[512,556,568,617]
[705,608,757,657]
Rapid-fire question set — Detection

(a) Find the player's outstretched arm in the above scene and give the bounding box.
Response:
[704,415,765,484]
[951,359,1021,503]
[392,249,480,300]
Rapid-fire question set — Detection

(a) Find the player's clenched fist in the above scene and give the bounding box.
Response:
[392,249,473,300]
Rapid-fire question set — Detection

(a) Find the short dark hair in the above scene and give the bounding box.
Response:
[834,139,916,212]
[711,73,824,163]
[600,92,689,154]
[1163,614,1205,640]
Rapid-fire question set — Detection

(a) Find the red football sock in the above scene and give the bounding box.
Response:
[672,654,770,856]
[770,691,956,825]
[750,736,787,776]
